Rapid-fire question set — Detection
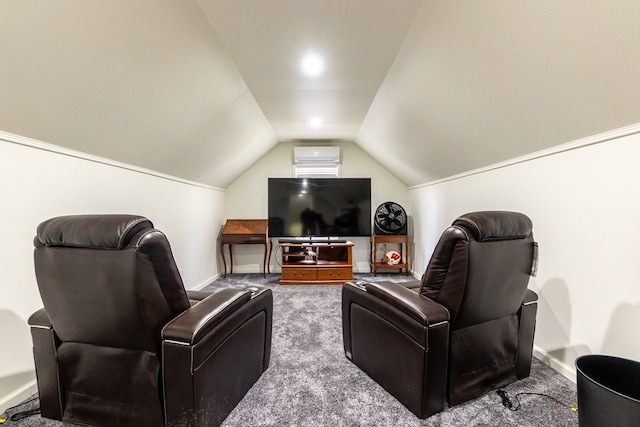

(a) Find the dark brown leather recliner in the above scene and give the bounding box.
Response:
[28,215,272,427]
[342,211,538,418]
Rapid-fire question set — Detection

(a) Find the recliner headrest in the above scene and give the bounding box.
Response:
[453,211,532,241]
[35,214,153,249]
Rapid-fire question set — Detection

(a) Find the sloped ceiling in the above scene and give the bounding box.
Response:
[197,0,423,140]
[0,0,276,188]
[359,1,640,185]
[2,1,640,188]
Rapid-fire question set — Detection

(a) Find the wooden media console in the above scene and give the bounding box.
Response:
[279,240,353,285]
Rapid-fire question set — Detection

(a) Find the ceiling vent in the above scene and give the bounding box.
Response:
[293,146,341,164]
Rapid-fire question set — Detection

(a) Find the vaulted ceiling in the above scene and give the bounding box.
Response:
[2,1,640,188]
[198,0,423,141]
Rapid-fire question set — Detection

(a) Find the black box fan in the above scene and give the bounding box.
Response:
[374,202,407,235]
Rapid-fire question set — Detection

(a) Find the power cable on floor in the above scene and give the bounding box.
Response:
[496,388,577,413]
[0,396,41,424]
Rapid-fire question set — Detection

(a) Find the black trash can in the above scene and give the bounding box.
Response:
[576,354,640,427]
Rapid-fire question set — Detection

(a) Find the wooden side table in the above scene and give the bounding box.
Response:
[370,234,410,276]
[220,219,272,278]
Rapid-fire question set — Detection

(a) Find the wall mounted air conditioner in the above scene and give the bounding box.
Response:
[293,146,341,164]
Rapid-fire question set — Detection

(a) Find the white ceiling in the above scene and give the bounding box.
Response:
[2,1,640,188]
[198,0,423,141]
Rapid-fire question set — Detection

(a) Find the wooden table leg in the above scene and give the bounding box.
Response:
[370,238,377,276]
[262,243,267,278]
[405,238,410,275]
[220,242,228,278]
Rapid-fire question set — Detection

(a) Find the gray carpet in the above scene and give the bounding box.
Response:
[213,274,578,427]
[5,273,578,426]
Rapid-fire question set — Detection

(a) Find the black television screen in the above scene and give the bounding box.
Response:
[268,178,371,237]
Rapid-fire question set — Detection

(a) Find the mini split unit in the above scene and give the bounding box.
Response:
[293,146,341,164]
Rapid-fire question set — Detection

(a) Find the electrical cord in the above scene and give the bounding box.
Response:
[0,396,41,423]
[274,244,282,267]
[496,388,577,413]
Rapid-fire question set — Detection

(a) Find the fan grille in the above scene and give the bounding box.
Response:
[374,202,407,234]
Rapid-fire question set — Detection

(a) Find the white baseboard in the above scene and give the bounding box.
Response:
[191,274,221,291]
[0,380,37,413]
[533,346,577,383]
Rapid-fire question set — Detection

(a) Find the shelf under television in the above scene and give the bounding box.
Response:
[279,241,353,285]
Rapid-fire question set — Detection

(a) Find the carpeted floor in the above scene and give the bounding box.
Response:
[213,274,578,427]
[5,273,579,426]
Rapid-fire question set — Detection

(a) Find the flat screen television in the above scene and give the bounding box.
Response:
[268,178,371,238]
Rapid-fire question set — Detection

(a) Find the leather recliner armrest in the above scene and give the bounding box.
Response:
[355,281,450,326]
[342,280,450,419]
[516,288,538,379]
[28,307,64,421]
[28,307,52,329]
[162,288,254,345]
[523,288,538,305]
[162,287,272,426]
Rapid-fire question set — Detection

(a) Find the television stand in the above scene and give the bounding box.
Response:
[279,241,353,285]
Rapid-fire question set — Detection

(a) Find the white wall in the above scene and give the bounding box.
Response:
[408,126,640,380]
[0,132,225,411]
[225,140,410,273]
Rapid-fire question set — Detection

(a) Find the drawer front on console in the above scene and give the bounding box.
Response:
[317,268,352,282]
[282,268,318,282]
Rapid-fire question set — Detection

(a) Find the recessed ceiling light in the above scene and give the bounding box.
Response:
[301,53,324,77]
[310,116,322,127]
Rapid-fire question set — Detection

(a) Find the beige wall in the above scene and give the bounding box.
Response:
[225,140,410,273]
[0,131,226,411]
[408,126,640,381]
